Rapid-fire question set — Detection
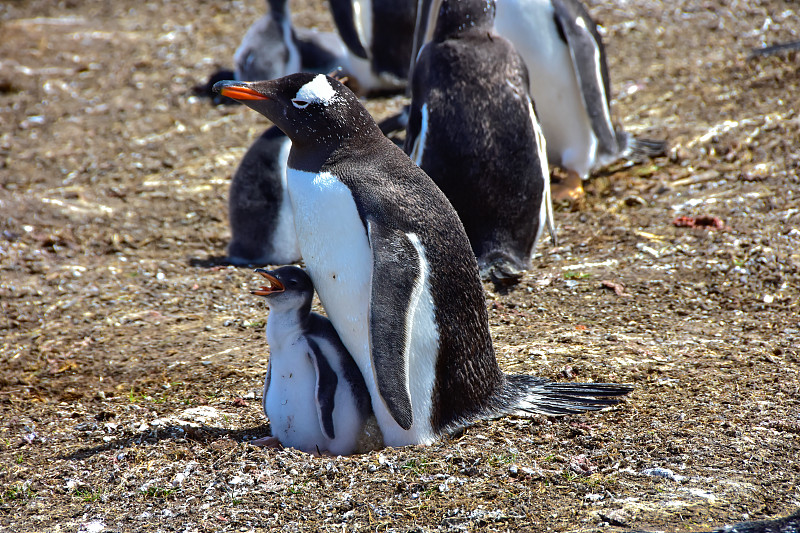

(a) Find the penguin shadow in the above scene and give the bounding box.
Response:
[61,423,272,461]
[187,255,235,269]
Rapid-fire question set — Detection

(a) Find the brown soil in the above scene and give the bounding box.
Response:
[1,0,798,531]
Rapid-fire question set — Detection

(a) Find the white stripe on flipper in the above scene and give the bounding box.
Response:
[402,232,438,444]
[353,0,373,53]
[410,103,429,166]
[575,16,615,148]
[528,98,557,245]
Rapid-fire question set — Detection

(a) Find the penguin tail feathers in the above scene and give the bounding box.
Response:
[627,136,668,158]
[596,130,667,170]
[497,375,633,418]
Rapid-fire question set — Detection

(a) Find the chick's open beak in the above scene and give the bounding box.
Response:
[251,269,285,296]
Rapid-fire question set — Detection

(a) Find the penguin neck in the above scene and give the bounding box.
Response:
[287,121,383,173]
[265,306,311,351]
[267,0,288,21]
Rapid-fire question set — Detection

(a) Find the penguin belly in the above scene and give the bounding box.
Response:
[495,0,596,178]
[264,338,329,454]
[227,134,300,266]
[286,168,437,446]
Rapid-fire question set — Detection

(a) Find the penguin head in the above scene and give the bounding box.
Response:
[251,266,314,312]
[213,74,376,154]
[433,0,495,40]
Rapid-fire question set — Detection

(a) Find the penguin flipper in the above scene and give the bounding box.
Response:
[307,339,338,440]
[551,0,619,158]
[328,0,370,60]
[526,97,557,246]
[366,221,418,431]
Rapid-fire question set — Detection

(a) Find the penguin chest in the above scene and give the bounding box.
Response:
[265,338,328,453]
[495,0,595,174]
[285,169,373,368]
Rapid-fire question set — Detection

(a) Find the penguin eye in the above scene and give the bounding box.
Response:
[291,99,309,109]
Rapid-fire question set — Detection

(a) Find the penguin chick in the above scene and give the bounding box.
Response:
[405,0,556,285]
[252,266,381,455]
[235,0,346,82]
[226,127,300,266]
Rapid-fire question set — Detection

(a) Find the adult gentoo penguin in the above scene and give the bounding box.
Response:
[251,267,381,455]
[412,0,665,199]
[328,0,417,94]
[405,0,555,285]
[214,73,633,446]
[226,126,300,266]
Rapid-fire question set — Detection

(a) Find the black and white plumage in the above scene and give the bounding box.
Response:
[234,0,346,82]
[252,266,380,455]
[413,0,664,196]
[226,126,300,267]
[328,0,417,93]
[405,0,555,285]
[214,73,632,447]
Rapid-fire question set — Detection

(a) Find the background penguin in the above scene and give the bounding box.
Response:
[214,73,633,447]
[405,0,556,285]
[251,266,381,455]
[328,0,417,94]
[226,126,301,267]
[412,0,665,199]
[235,0,346,82]
[195,0,346,104]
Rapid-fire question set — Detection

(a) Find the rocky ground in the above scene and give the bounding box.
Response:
[1,0,799,531]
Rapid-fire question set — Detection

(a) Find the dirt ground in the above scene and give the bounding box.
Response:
[1,0,799,531]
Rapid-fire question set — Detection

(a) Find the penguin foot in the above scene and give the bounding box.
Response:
[551,170,585,202]
[248,436,283,449]
[482,257,525,288]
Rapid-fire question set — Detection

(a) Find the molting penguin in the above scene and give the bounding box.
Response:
[234,0,346,82]
[226,126,300,266]
[214,73,633,447]
[251,266,380,455]
[413,0,665,199]
[405,0,555,285]
[328,0,417,94]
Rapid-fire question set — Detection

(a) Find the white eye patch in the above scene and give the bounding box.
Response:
[293,74,337,108]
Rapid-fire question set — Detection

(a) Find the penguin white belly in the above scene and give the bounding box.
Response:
[264,336,329,454]
[287,170,372,358]
[269,140,301,264]
[286,169,437,446]
[495,0,597,178]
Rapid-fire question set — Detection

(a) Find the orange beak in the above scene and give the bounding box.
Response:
[213,81,269,101]
[251,269,285,296]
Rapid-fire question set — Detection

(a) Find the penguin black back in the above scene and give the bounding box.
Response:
[406,0,552,281]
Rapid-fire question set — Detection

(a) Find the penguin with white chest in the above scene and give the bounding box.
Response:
[413,0,665,199]
[214,73,633,447]
[226,126,300,266]
[251,266,380,455]
[328,0,417,94]
[406,0,555,285]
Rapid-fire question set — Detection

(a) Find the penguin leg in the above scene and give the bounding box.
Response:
[551,170,585,202]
